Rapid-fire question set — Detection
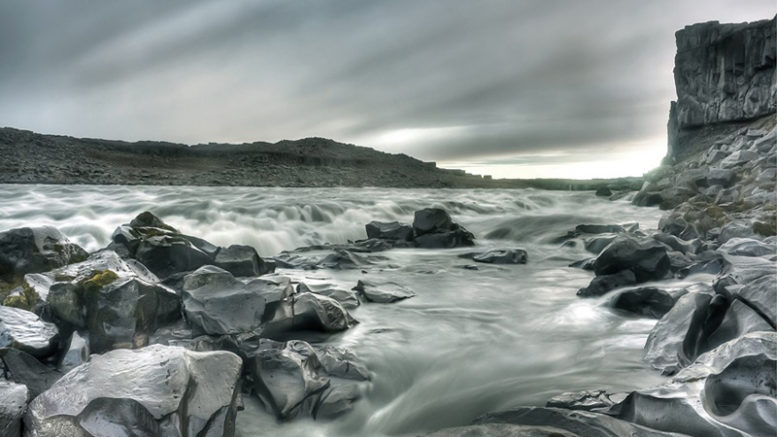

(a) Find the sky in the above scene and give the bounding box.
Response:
[0,1,774,179]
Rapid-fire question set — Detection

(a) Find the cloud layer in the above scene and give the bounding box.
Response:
[0,0,773,177]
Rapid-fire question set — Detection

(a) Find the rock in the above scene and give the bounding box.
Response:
[413,208,454,235]
[546,390,627,413]
[612,332,777,437]
[706,168,736,187]
[298,282,360,309]
[718,237,776,257]
[0,226,87,281]
[475,407,688,437]
[568,257,595,270]
[0,348,62,397]
[583,235,618,254]
[33,250,181,353]
[0,306,59,358]
[717,221,756,244]
[576,270,636,298]
[181,265,268,336]
[643,292,725,374]
[461,249,528,264]
[245,339,368,420]
[111,211,218,279]
[0,380,27,437]
[705,300,773,347]
[318,249,386,269]
[575,224,627,234]
[353,279,416,303]
[57,330,89,373]
[592,236,670,282]
[732,273,777,327]
[595,187,613,197]
[424,424,581,437]
[214,244,274,277]
[24,344,243,437]
[290,292,357,332]
[606,287,679,318]
[651,233,701,255]
[365,221,414,241]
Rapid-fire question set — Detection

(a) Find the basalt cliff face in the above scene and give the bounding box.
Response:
[668,16,776,160]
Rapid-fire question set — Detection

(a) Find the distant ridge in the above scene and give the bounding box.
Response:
[0,126,641,190]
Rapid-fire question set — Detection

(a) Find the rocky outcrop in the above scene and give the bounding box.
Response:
[0,227,87,290]
[0,306,59,358]
[24,345,243,437]
[669,16,776,159]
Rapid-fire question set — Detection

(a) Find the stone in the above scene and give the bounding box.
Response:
[705,300,773,347]
[706,168,736,187]
[651,233,701,255]
[0,306,59,358]
[415,226,475,249]
[413,208,454,235]
[214,244,274,277]
[290,292,357,332]
[546,390,627,413]
[365,221,414,241]
[718,237,776,257]
[24,344,243,437]
[424,424,581,437]
[0,226,87,281]
[606,287,679,319]
[575,224,626,235]
[58,330,89,373]
[612,332,777,437]
[0,348,62,398]
[298,282,360,309]
[462,249,528,264]
[353,279,416,303]
[595,187,612,197]
[0,380,27,437]
[245,339,368,420]
[182,265,267,336]
[592,236,670,282]
[576,270,636,298]
[717,221,756,244]
[475,407,688,437]
[733,273,777,326]
[583,235,618,255]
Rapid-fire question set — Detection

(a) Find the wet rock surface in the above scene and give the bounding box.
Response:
[25,344,243,437]
[353,279,416,303]
[0,306,59,358]
[0,227,88,283]
[0,380,27,437]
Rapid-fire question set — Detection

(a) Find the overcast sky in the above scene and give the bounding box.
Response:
[0,1,774,178]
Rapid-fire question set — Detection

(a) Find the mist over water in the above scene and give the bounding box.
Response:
[0,184,676,436]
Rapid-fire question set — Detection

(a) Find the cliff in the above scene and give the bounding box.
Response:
[668,15,776,160]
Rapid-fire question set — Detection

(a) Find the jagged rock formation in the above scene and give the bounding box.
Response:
[668,16,776,160]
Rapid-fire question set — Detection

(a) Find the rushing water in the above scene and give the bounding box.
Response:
[1,184,681,436]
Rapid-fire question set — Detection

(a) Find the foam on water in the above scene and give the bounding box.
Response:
[0,184,670,436]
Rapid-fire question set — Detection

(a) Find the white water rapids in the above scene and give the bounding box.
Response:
[1,184,684,436]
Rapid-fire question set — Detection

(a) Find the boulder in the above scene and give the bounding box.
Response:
[0,226,88,281]
[412,208,475,248]
[0,348,62,397]
[290,293,357,332]
[214,244,275,277]
[0,306,59,358]
[462,249,528,264]
[353,279,416,303]
[546,390,627,413]
[706,168,736,187]
[583,235,618,254]
[413,208,454,235]
[606,287,680,319]
[57,330,89,373]
[424,424,581,437]
[595,187,613,197]
[732,273,777,326]
[592,236,670,282]
[577,270,636,298]
[575,224,627,234]
[705,300,773,347]
[365,221,414,241]
[612,332,777,437]
[32,250,181,353]
[24,344,243,437]
[0,380,27,437]
[474,407,688,437]
[181,265,269,336]
[298,282,360,309]
[245,339,368,420]
[643,292,726,375]
[718,237,776,257]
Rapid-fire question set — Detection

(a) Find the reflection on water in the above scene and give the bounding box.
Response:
[0,184,669,436]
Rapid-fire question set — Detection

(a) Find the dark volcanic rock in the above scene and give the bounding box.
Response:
[592,236,671,282]
[365,221,414,241]
[0,226,87,281]
[215,244,275,277]
[606,287,679,318]
[353,279,416,303]
[290,292,357,332]
[411,208,475,248]
[546,390,627,413]
[0,306,59,358]
[413,208,454,235]
[26,345,243,437]
[0,380,27,437]
[460,249,528,264]
[0,348,62,398]
[57,330,89,373]
[245,338,368,421]
[424,424,581,437]
[182,265,269,336]
[298,282,360,309]
[577,270,637,298]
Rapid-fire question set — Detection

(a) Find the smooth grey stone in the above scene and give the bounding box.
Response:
[365,221,414,241]
[0,348,62,398]
[607,287,680,319]
[592,236,670,282]
[0,380,27,437]
[734,273,777,327]
[706,300,774,348]
[353,279,416,303]
[413,208,454,235]
[583,235,618,255]
[214,244,274,277]
[24,344,243,437]
[291,292,357,332]
[424,423,581,437]
[298,282,360,309]
[58,330,89,372]
[577,270,636,298]
[0,306,59,358]
[0,226,87,280]
[546,390,627,413]
[467,249,528,264]
[575,224,626,234]
[718,237,776,257]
